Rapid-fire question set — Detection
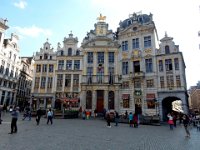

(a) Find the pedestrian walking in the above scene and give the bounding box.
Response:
[9,107,19,134]
[124,110,128,119]
[22,106,31,121]
[36,108,43,125]
[82,110,86,120]
[47,108,53,125]
[106,111,111,128]
[173,113,177,128]
[167,113,174,130]
[133,113,138,128]
[114,111,120,126]
[183,114,190,138]
[129,112,133,128]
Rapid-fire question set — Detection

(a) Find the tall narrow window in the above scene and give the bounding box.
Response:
[146,79,154,88]
[167,75,174,88]
[42,64,47,72]
[73,74,79,91]
[122,62,128,75]
[47,77,52,88]
[132,38,139,49]
[68,48,72,56]
[74,60,80,70]
[145,58,153,73]
[66,60,72,70]
[165,59,173,71]
[160,76,164,88]
[144,36,151,47]
[34,77,40,88]
[133,61,140,73]
[41,77,46,89]
[65,74,71,87]
[108,52,114,63]
[57,74,63,88]
[165,45,170,54]
[174,58,179,70]
[122,41,128,51]
[49,64,54,72]
[44,53,48,59]
[159,60,163,72]
[58,60,64,70]
[87,52,93,63]
[36,65,41,72]
[176,75,181,87]
[87,67,93,84]
[97,52,104,64]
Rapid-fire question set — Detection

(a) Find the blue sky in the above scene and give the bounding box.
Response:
[0,0,200,88]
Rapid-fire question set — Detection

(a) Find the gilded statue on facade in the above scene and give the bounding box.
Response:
[97,14,106,22]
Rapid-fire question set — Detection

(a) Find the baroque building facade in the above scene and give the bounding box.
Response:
[16,57,34,110]
[0,19,20,107]
[116,13,188,121]
[31,33,83,111]
[80,15,120,113]
[31,13,188,121]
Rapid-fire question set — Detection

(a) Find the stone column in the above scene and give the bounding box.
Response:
[81,90,86,110]
[92,90,96,113]
[44,98,47,109]
[104,90,108,110]
[93,51,97,75]
[114,90,119,112]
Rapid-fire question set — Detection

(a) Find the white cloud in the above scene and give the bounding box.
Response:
[13,25,53,38]
[13,0,27,9]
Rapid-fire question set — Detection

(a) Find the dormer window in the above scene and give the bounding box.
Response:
[165,45,170,54]
[40,56,42,60]
[68,48,72,56]
[76,50,80,56]
[127,20,132,26]
[44,53,48,59]
[46,47,48,50]
[61,50,64,56]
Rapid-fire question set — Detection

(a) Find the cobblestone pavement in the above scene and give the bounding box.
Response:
[0,113,200,150]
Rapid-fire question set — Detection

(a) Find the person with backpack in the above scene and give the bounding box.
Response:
[47,108,53,125]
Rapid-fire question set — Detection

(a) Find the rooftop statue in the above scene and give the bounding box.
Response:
[97,14,106,22]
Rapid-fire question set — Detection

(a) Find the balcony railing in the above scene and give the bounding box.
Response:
[129,71,145,79]
[81,75,120,84]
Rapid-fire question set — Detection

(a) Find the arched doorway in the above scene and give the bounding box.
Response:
[162,96,181,121]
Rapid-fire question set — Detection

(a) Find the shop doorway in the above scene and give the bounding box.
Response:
[97,90,104,113]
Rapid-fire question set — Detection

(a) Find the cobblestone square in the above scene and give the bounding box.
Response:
[0,113,200,150]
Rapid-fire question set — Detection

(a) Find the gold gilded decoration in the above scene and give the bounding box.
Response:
[97,14,106,22]
[122,52,128,59]
[144,54,152,58]
[144,48,152,53]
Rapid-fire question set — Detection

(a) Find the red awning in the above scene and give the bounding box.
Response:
[122,94,130,99]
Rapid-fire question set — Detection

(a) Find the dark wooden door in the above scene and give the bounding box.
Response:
[97,90,104,113]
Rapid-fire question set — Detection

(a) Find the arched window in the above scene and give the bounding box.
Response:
[44,53,48,59]
[86,91,92,109]
[108,91,114,110]
[76,50,80,56]
[165,45,170,54]
[60,50,64,56]
[68,48,72,56]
